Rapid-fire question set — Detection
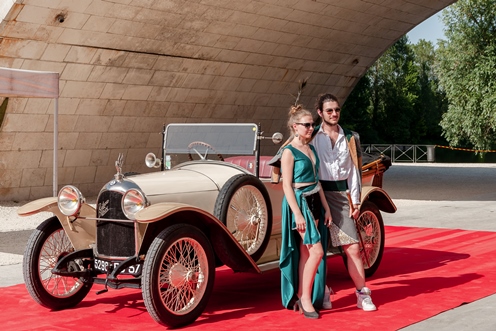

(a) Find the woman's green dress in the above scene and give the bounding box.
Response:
[279,144,328,309]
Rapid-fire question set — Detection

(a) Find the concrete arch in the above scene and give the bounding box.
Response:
[0,0,455,201]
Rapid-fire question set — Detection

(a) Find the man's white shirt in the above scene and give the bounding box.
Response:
[311,125,361,205]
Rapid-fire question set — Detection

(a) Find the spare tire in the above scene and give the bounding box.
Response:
[214,174,272,262]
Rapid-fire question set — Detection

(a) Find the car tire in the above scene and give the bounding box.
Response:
[142,224,215,328]
[341,201,385,277]
[23,216,92,309]
[214,173,272,262]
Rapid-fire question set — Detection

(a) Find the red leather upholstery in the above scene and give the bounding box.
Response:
[224,156,275,178]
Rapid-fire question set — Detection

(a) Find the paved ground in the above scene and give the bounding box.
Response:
[1,162,496,330]
[384,163,496,331]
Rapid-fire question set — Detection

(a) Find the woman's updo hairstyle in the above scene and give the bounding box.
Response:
[287,104,312,133]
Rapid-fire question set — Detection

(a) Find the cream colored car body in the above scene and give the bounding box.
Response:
[18,161,270,273]
[18,157,395,273]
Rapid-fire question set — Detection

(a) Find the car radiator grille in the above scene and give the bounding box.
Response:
[96,190,135,257]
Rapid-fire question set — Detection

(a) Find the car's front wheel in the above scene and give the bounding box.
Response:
[142,224,215,328]
[23,216,93,309]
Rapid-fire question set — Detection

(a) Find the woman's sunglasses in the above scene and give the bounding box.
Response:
[296,122,316,129]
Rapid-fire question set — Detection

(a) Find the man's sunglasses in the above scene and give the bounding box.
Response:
[296,122,316,129]
[324,107,341,113]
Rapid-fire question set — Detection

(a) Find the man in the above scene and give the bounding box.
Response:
[311,93,377,312]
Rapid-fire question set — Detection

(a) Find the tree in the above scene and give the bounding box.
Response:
[343,36,449,146]
[412,40,448,144]
[436,0,496,150]
[370,36,419,143]
[341,74,378,143]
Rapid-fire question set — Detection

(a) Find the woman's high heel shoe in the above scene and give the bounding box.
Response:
[294,300,319,319]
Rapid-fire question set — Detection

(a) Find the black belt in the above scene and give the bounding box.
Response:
[320,179,348,192]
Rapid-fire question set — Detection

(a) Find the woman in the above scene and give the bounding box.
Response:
[279,104,332,319]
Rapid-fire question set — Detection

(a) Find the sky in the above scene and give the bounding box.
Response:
[407,13,446,44]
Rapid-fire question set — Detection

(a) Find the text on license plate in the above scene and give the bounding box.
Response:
[94,258,141,275]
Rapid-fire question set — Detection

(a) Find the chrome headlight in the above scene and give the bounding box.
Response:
[122,189,148,219]
[58,185,85,216]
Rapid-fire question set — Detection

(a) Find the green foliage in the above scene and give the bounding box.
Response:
[436,0,496,150]
[344,36,446,145]
[340,74,377,141]
[375,36,419,143]
[344,0,496,150]
[412,40,448,143]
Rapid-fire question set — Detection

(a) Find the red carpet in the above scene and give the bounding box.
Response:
[2,226,496,330]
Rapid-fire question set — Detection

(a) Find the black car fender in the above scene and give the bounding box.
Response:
[361,186,397,213]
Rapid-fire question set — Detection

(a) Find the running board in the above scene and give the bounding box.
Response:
[257,250,342,273]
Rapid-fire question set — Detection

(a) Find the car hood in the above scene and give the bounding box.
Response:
[127,161,248,198]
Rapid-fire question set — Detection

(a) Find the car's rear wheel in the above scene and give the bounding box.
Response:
[23,216,92,309]
[342,201,385,277]
[142,224,215,328]
[214,174,272,262]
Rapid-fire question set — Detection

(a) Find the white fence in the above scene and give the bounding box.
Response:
[363,144,436,163]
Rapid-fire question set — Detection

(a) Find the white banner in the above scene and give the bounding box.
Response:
[0,67,59,98]
[0,66,60,196]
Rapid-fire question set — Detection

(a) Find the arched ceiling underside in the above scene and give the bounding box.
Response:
[0,0,456,200]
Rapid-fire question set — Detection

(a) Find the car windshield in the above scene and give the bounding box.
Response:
[164,123,259,156]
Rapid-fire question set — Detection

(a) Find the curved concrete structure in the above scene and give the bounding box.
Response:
[0,0,455,201]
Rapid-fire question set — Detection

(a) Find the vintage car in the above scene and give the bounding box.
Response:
[18,123,396,328]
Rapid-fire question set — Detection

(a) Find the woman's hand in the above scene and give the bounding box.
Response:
[324,209,332,227]
[294,214,306,232]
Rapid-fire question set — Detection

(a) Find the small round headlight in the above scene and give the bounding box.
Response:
[58,185,84,216]
[122,189,148,219]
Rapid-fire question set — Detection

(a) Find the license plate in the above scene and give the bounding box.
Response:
[94,258,141,275]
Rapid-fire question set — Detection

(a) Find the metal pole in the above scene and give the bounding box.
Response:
[161,124,166,171]
[255,123,260,178]
[53,98,58,196]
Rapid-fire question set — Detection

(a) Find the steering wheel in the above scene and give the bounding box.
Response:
[187,141,224,161]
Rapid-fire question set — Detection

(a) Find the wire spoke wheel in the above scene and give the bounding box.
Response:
[38,229,84,297]
[355,201,385,277]
[357,211,380,266]
[226,185,268,255]
[142,224,215,328]
[214,174,272,262]
[160,237,209,314]
[23,217,92,309]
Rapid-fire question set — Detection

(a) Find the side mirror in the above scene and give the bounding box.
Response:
[271,132,283,144]
[145,153,161,168]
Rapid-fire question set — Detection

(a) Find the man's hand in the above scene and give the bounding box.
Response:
[351,204,360,220]
[346,190,360,220]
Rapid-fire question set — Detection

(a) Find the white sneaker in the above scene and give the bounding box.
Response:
[356,287,377,311]
[322,285,332,310]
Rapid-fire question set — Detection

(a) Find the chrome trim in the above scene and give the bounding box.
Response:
[58,185,85,216]
[98,177,143,196]
[122,189,149,219]
[114,153,124,181]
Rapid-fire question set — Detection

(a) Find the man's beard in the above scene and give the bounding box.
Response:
[322,117,338,127]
